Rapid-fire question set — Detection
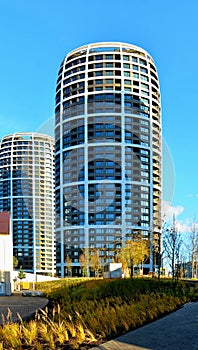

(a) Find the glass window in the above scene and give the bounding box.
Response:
[141,75,149,82]
[95,71,103,76]
[141,186,149,191]
[141,192,149,198]
[96,235,104,241]
[106,79,113,84]
[106,54,113,60]
[106,63,113,67]
[140,105,149,112]
[141,157,149,163]
[142,90,149,96]
[142,208,149,213]
[140,67,148,73]
[141,171,149,177]
[95,63,103,68]
[141,201,148,206]
[140,59,147,66]
[140,120,149,126]
[95,169,103,174]
[141,83,149,90]
[95,55,103,60]
[141,98,149,104]
[141,127,148,133]
[95,80,103,85]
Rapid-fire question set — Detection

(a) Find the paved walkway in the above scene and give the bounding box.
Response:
[0,294,48,324]
[92,302,198,350]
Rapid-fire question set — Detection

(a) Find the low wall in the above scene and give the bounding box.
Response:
[12,271,59,283]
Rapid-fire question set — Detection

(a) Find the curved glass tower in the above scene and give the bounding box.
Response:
[0,133,55,275]
[55,42,162,277]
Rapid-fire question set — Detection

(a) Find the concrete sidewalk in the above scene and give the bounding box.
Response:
[0,294,48,324]
[93,302,198,350]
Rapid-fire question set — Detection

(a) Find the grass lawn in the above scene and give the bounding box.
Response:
[0,277,198,349]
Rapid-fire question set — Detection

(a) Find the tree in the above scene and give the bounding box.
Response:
[163,215,182,280]
[13,256,18,270]
[89,249,101,277]
[183,220,198,278]
[79,250,89,277]
[65,255,72,277]
[17,266,26,280]
[189,221,198,278]
[120,233,150,278]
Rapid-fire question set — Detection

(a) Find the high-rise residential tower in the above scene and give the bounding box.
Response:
[55,42,162,277]
[0,133,55,275]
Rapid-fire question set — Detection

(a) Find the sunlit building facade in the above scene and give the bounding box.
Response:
[55,42,162,277]
[0,133,55,275]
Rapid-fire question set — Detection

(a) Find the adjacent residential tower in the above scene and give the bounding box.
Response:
[55,42,162,277]
[0,133,55,275]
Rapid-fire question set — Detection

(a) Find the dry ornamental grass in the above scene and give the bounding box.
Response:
[0,278,198,349]
[0,305,97,350]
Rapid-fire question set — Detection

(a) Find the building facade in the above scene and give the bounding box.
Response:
[55,42,162,277]
[0,212,13,295]
[0,133,55,275]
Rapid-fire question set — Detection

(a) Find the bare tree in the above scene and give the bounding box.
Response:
[163,215,182,280]
[189,221,198,278]
[183,220,198,278]
[174,218,198,279]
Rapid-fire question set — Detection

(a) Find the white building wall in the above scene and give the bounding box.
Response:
[0,232,13,295]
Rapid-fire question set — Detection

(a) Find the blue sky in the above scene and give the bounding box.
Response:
[0,0,198,228]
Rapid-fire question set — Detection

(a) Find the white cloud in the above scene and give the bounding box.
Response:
[162,200,184,221]
[187,193,198,199]
[177,220,198,234]
[162,201,198,234]
[175,221,191,233]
